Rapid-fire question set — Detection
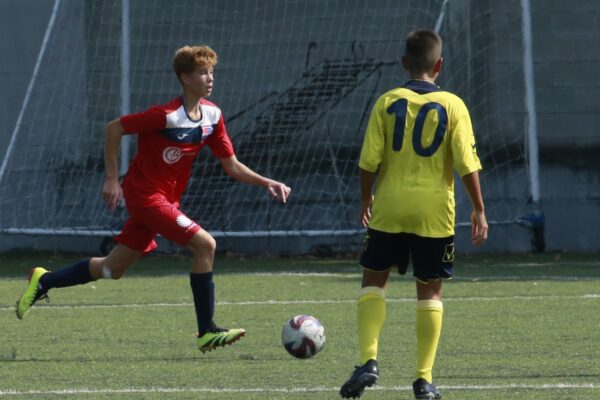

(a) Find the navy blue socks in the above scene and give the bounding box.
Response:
[37,261,216,336]
[39,258,94,291]
[189,271,215,335]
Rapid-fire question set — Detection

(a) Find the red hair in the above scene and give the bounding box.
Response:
[172,45,217,82]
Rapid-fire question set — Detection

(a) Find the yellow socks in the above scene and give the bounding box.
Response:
[415,299,443,382]
[356,288,443,380]
[357,287,386,365]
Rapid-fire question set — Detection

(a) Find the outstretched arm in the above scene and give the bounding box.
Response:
[220,156,291,203]
[461,171,488,246]
[103,118,124,210]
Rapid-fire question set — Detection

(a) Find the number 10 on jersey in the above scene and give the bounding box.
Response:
[387,99,448,157]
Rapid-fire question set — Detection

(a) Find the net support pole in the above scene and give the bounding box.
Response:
[119,0,131,176]
[519,0,545,252]
[521,0,540,203]
[434,0,449,33]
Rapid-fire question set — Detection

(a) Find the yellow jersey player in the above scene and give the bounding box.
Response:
[340,30,488,400]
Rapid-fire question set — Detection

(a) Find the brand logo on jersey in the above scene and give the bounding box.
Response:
[162,147,183,164]
[177,133,190,140]
[202,125,214,137]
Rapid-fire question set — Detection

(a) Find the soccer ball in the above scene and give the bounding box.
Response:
[281,315,325,358]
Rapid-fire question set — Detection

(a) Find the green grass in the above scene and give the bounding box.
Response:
[0,252,599,399]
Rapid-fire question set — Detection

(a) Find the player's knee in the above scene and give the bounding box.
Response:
[102,265,125,280]
[189,232,217,256]
[361,268,389,288]
[200,236,217,256]
[416,279,443,300]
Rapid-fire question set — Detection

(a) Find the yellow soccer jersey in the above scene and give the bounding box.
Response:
[359,80,481,237]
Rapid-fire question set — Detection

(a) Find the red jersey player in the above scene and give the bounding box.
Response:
[16,45,291,352]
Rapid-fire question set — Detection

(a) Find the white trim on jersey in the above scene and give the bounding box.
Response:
[165,103,222,129]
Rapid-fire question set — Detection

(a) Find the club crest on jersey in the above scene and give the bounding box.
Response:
[202,125,214,137]
[162,147,183,164]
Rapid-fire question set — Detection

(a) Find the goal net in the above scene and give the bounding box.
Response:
[0,0,535,252]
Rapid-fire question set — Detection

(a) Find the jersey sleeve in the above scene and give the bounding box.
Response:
[120,106,167,134]
[451,100,482,177]
[206,114,235,158]
[358,97,385,172]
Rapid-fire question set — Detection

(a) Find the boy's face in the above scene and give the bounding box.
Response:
[182,65,214,97]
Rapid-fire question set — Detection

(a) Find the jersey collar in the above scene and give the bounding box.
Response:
[402,80,442,94]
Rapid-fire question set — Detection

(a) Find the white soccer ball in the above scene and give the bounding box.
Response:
[282,315,326,358]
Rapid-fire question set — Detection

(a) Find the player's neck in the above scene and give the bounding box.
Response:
[408,70,439,84]
[182,92,203,121]
[409,76,437,84]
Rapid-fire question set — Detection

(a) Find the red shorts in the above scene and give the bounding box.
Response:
[115,200,201,253]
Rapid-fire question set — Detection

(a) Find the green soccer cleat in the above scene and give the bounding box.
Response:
[16,267,49,320]
[196,325,246,353]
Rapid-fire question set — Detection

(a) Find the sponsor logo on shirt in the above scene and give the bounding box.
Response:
[162,147,183,164]
[202,125,214,137]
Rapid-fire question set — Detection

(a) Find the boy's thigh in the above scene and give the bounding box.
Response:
[359,228,410,273]
[117,202,201,252]
[115,216,158,253]
[135,202,201,247]
[359,229,455,282]
[410,234,455,283]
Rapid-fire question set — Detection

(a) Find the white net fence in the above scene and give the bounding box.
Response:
[0,0,531,250]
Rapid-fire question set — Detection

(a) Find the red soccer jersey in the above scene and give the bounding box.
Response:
[120,97,234,206]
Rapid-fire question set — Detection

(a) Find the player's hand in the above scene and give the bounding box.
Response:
[102,177,123,211]
[470,210,488,246]
[267,181,291,203]
[360,195,373,228]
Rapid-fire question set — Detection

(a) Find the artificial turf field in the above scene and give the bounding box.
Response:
[0,251,599,399]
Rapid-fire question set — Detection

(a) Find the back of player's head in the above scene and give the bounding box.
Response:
[173,45,218,82]
[403,30,442,74]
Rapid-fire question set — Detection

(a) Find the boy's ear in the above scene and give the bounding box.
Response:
[179,72,190,85]
[433,57,443,73]
[401,56,410,72]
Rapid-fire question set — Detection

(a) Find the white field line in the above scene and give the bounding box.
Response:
[0,294,598,312]
[1,272,599,282]
[0,258,599,281]
[0,383,598,396]
[508,261,600,267]
[256,272,600,281]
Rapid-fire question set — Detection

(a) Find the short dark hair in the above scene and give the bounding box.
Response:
[403,30,442,74]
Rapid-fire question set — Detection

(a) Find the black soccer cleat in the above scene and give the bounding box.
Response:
[340,359,379,398]
[413,378,442,399]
